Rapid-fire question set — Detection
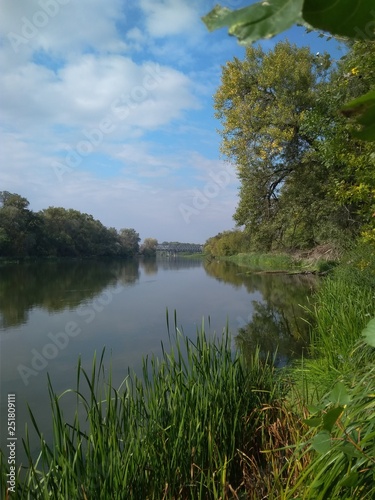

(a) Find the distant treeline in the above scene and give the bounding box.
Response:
[0,191,157,258]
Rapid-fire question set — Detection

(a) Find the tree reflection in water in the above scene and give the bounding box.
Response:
[0,259,140,329]
[237,300,312,367]
[204,259,318,366]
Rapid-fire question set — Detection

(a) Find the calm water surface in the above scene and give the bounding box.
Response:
[0,257,316,461]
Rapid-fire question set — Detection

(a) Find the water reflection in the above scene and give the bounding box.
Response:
[0,257,204,330]
[204,259,245,288]
[0,256,317,464]
[0,259,140,329]
[236,301,311,367]
[204,259,317,365]
[153,255,203,271]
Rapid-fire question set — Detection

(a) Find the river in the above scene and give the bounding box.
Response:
[0,256,316,462]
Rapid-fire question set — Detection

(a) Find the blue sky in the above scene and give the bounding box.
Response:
[0,0,346,243]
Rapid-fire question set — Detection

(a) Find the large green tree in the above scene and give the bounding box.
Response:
[214,40,375,250]
[0,191,44,257]
[140,237,158,257]
[214,41,333,249]
[41,207,121,257]
[0,193,145,258]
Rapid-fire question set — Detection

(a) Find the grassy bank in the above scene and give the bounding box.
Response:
[225,252,299,271]
[222,247,338,274]
[282,243,375,498]
[213,243,375,498]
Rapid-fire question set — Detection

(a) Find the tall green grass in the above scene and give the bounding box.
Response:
[226,252,300,271]
[302,243,375,395]
[285,340,375,499]
[1,323,284,499]
[283,243,375,498]
[309,277,374,367]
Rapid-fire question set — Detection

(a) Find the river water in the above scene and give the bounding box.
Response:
[0,257,316,462]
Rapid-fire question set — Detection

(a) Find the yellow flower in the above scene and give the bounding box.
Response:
[351,67,359,76]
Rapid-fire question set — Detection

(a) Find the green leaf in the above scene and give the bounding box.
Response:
[303,416,322,428]
[303,0,375,40]
[312,430,331,454]
[340,471,359,487]
[329,381,351,405]
[307,404,323,414]
[202,0,304,44]
[322,406,344,432]
[361,317,375,347]
[341,441,361,459]
[341,90,375,141]
[201,5,233,31]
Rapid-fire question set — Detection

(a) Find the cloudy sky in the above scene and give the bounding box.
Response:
[0,0,345,243]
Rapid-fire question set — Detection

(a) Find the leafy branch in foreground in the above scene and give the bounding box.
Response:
[202,0,375,140]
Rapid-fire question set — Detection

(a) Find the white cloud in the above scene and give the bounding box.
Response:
[116,143,182,179]
[0,53,197,138]
[140,0,201,38]
[1,0,127,58]
[125,27,147,52]
[0,0,245,243]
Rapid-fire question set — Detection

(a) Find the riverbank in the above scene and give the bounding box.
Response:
[281,242,375,498]
[218,244,340,274]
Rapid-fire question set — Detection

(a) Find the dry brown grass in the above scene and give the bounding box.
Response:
[239,402,312,499]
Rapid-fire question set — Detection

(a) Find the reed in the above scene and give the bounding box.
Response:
[302,243,375,398]
[309,279,373,367]
[1,324,284,499]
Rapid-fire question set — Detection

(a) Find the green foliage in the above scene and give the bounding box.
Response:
[213,41,336,249]
[225,252,300,271]
[362,317,375,347]
[204,229,248,257]
[41,206,120,257]
[140,237,158,257]
[310,278,371,367]
[342,88,375,140]
[118,227,141,256]
[203,0,375,140]
[0,191,44,257]
[309,42,375,242]
[0,328,282,499]
[302,0,375,40]
[202,0,303,44]
[281,243,375,498]
[0,191,153,258]
[213,40,375,251]
[302,0,375,39]
[203,0,375,43]
[290,361,375,498]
